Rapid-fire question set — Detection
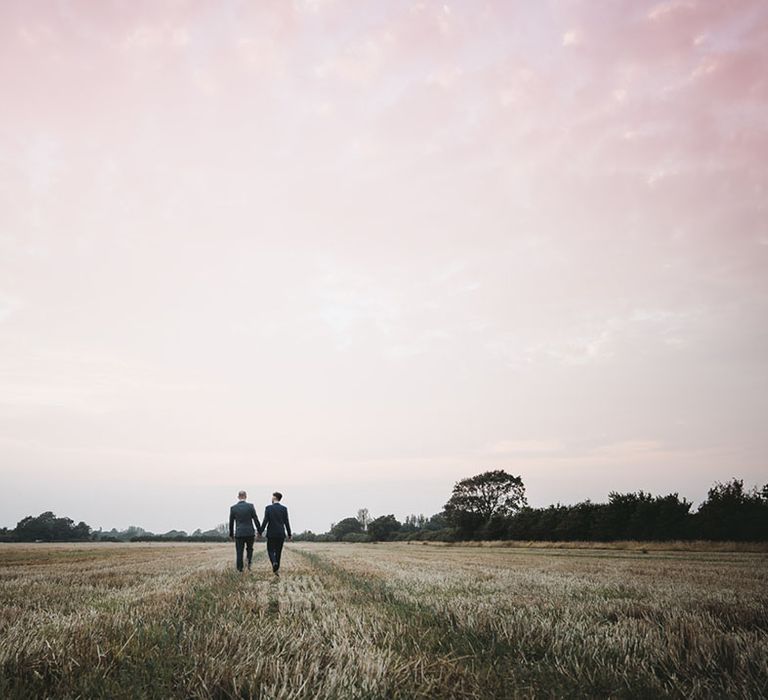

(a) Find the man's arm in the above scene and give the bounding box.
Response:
[284,508,292,539]
[258,507,269,536]
[251,504,261,534]
[228,507,235,539]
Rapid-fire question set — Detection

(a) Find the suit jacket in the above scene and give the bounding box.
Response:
[229,501,260,538]
[259,502,291,539]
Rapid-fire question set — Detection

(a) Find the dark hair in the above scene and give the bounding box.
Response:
[273,491,283,501]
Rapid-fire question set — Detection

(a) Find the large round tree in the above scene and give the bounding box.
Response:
[367,514,402,541]
[330,517,363,541]
[444,470,527,536]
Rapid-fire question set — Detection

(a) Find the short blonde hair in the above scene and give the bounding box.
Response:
[238,490,247,499]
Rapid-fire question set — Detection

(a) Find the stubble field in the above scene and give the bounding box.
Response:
[0,541,766,699]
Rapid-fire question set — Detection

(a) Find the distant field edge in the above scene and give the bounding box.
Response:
[398,539,768,553]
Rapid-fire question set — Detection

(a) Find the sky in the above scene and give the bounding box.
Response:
[1,0,767,535]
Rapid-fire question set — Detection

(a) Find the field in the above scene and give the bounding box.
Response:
[1,542,766,698]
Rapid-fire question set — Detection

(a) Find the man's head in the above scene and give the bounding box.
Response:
[272,491,282,503]
[238,490,247,501]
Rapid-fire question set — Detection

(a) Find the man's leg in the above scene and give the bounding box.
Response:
[245,536,255,570]
[267,537,279,572]
[273,538,285,570]
[235,537,245,572]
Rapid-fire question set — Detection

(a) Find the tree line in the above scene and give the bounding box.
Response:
[294,473,768,543]
[0,517,230,543]
[0,512,93,543]
[2,473,766,543]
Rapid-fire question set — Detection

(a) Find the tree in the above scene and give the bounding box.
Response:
[506,506,540,540]
[401,514,428,533]
[71,521,92,541]
[696,478,768,541]
[161,530,188,538]
[200,527,228,540]
[592,492,652,541]
[15,513,52,541]
[368,514,401,541]
[15,512,92,542]
[553,501,598,541]
[342,532,371,543]
[648,494,691,540]
[356,508,371,531]
[331,517,363,541]
[444,470,527,536]
[425,512,449,531]
[123,526,146,539]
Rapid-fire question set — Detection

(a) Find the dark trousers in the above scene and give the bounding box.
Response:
[234,536,255,571]
[266,537,285,569]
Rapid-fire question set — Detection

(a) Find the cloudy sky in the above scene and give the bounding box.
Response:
[1,0,766,534]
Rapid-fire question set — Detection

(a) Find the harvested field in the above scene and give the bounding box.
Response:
[0,542,766,698]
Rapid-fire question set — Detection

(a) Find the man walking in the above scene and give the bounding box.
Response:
[258,491,292,574]
[229,490,260,572]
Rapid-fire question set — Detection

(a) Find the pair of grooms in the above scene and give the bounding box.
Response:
[229,490,292,574]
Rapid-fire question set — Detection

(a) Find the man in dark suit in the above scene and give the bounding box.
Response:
[229,490,261,572]
[258,491,292,574]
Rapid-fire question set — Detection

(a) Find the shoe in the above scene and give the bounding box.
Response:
[272,562,279,573]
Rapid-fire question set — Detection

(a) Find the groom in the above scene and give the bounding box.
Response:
[229,490,261,572]
[258,491,292,574]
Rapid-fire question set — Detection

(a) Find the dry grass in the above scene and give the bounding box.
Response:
[0,541,766,698]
